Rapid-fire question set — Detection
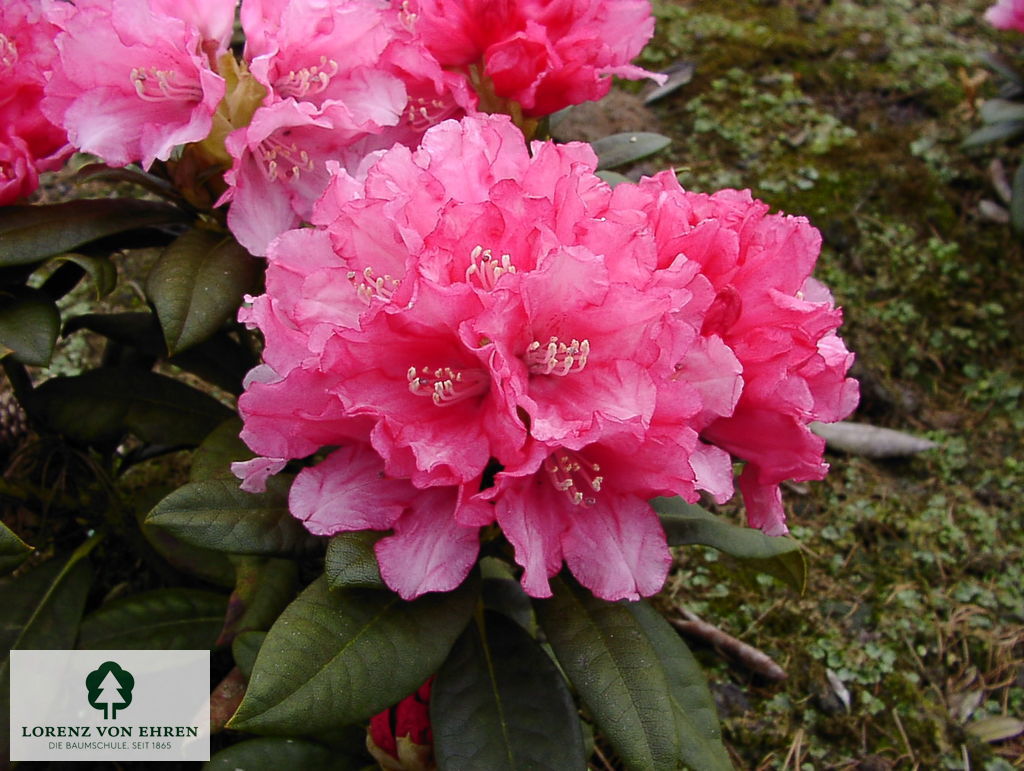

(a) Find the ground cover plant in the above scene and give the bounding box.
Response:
[0,0,1020,769]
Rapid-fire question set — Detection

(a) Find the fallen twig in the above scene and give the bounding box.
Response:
[670,608,788,682]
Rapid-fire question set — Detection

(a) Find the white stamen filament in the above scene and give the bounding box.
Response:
[544,451,604,506]
[255,135,315,182]
[0,34,17,70]
[398,0,418,30]
[275,56,339,98]
[130,67,203,103]
[465,245,516,290]
[407,366,489,406]
[525,336,590,376]
[347,266,399,304]
[405,96,458,130]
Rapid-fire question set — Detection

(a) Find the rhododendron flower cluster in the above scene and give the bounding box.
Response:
[987,0,1024,33]
[234,114,858,603]
[408,0,662,117]
[0,0,69,204]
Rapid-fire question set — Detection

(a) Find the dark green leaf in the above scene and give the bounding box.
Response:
[0,521,32,574]
[49,253,117,298]
[652,497,807,593]
[595,170,632,188]
[534,575,680,771]
[78,588,228,649]
[0,199,190,267]
[233,631,267,681]
[32,367,231,447]
[203,737,359,771]
[433,611,585,771]
[626,602,733,771]
[74,163,187,205]
[223,557,299,640]
[146,477,318,556]
[592,132,671,170]
[325,531,385,589]
[147,228,260,354]
[1011,162,1024,235]
[962,121,1024,148]
[0,287,60,366]
[140,517,236,588]
[191,417,253,482]
[63,312,254,394]
[228,574,478,734]
[0,539,97,760]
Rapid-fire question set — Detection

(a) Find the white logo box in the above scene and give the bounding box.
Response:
[10,650,210,762]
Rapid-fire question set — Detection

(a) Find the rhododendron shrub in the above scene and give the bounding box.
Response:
[2,1,860,766]
[0,0,69,204]
[234,114,857,602]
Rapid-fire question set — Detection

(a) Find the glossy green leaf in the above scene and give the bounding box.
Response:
[0,521,32,574]
[223,557,299,640]
[595,170,632,188]
[74,163,186,204]
[653,497,807,593]
[626,602,733,771]
[0,287,60,366]
[1011,162,1024,235]
[191,417,253,482]
[33,367,231,447]
[325,531,385,589]
[204,737,359,771]
[78,588,228,650]
[0,539,97,760]
[0,199,191,267]
[432,611,585,771]
[592,132,671,170]
[534,575,680,771]
[233,630,267,681]
[64,312,254,395]
[49,253,117,298]
[146,477,317,556]
[228,574,478,734]
[147,228,260,354]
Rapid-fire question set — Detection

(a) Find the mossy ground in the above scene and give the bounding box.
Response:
[635,1,1024,768]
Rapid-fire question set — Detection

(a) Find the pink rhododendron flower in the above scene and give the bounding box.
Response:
[42,0,233,168]
[409,0,662,116]
[0,0,70,203]
[236,114,856,601]
[987,0,1024,32]
[222,0,474,255]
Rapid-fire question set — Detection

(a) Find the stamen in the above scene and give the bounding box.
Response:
[398,0,418,31]
[407,365,489,406]
[130,67,203,103]
[347,266,400,304]
[525,336,590,376]
[404,95,458,130]
[275,56,340,99]
[465,245,516,290]
[255,135,315,182]
[544,451,604,506]
[0,34,17,70]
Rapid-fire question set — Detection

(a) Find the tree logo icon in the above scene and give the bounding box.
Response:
[85,661,135,719]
